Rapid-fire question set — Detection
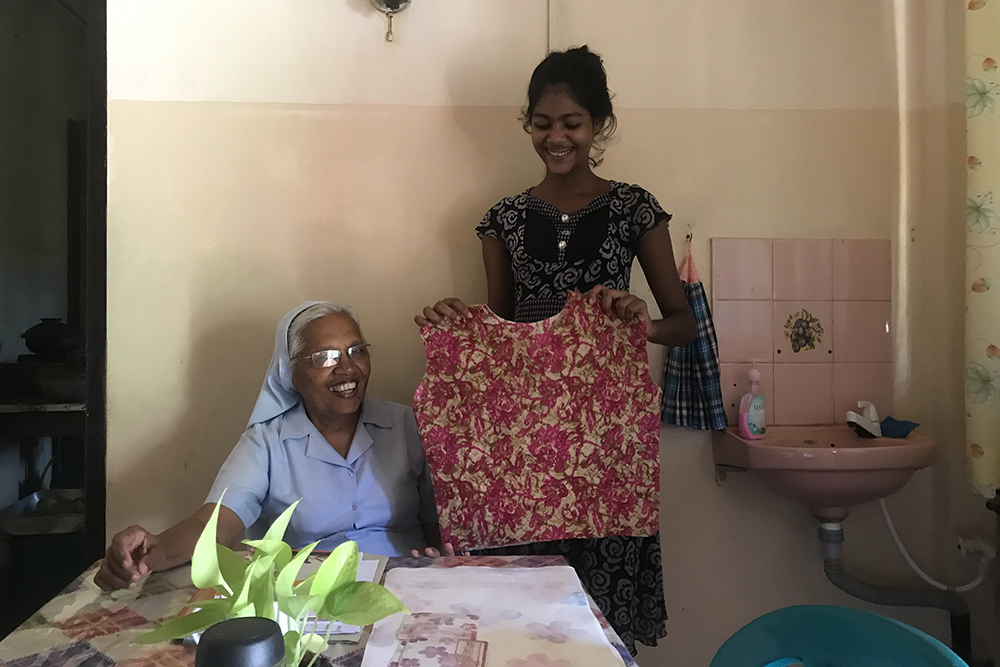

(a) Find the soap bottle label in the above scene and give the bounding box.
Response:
[748,395,766,435]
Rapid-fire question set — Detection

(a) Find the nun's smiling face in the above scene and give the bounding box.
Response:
[292,313,371,420]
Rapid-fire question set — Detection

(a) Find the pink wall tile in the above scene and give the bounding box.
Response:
[773,240,833,301]
[773,301,834,363]
[834,363,893,424]
[833,239,891,301]
[833,301,892,362]
[773,364,835,425]
[712,239,772,300]
[714,300,774,363]
[720,363,774,426]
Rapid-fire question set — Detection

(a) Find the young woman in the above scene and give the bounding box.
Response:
[417,46,696,654]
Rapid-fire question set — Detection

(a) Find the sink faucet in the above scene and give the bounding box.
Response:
[846,401,882,438]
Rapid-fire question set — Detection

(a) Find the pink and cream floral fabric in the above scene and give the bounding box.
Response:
[414,291,662,550]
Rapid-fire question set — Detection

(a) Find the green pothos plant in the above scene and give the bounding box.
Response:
[137,493,407,667]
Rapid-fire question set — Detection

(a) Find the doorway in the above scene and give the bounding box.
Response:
[0,0,106,636]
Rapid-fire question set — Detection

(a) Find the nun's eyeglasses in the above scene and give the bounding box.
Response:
[298,344,372,368]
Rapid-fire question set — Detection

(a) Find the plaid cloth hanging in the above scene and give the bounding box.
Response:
[661,245,727,430]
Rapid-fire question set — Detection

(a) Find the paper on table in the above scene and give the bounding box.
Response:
[361,566,627,667]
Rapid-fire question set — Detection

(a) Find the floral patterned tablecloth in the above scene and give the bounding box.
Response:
[0,555,638,667]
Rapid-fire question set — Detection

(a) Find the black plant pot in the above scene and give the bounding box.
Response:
[195,617,285,667]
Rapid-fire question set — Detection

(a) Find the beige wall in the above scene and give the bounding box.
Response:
[107,1,994,664]
[108,0,546,106]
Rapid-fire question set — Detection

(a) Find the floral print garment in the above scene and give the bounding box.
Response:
[413,291,662,551]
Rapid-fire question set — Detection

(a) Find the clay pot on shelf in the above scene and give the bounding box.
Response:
[21,319,80,357]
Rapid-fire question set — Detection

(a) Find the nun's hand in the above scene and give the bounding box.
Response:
[586,286,652,336]
[95,526,156,591]
[415,298,472,327]
[410,543,469,558]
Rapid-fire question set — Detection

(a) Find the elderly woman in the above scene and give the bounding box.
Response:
[95,302,442,591]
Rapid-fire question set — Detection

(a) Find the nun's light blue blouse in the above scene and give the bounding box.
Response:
[205,397,437,557]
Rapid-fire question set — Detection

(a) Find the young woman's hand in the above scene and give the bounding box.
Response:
[415,298,472,327]
[586,285,652,336]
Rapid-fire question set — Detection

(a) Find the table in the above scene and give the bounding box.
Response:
[0,556,638,666]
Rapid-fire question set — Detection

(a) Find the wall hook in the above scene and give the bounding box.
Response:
[371,0,411,42]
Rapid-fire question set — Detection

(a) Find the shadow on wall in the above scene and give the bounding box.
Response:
[442,49,544,300]
[112,254,296,532]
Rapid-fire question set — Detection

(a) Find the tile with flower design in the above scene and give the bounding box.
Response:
[773,302,834,363]
[785,309,824,352]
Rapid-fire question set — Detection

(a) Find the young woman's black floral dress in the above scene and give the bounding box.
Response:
[475,180,669,654]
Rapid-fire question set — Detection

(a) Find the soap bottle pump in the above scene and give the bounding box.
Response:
[738,368,766,440]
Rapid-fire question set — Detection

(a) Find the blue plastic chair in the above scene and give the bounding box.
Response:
[710,605,968,667]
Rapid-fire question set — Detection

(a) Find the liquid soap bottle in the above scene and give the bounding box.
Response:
[738,368,766,440]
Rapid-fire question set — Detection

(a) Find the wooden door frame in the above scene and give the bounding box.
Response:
[84,0,106,562]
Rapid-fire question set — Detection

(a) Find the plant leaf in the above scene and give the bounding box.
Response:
[243,539,293,572]
[294,573,316,593]
[302,633,328,654]
[136,607,226,644]
[320,581,407,626]
[229,553,273,618]
[251,563,276,620]
[283,593,322,622]
[276,542,320,616]
[237,554,276,612]
[231,603,256,618]
[309,540,358,599]
[284,630,302,667]
[216,544,248,596]
[191,494,230,595]
[263,499,301,544]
